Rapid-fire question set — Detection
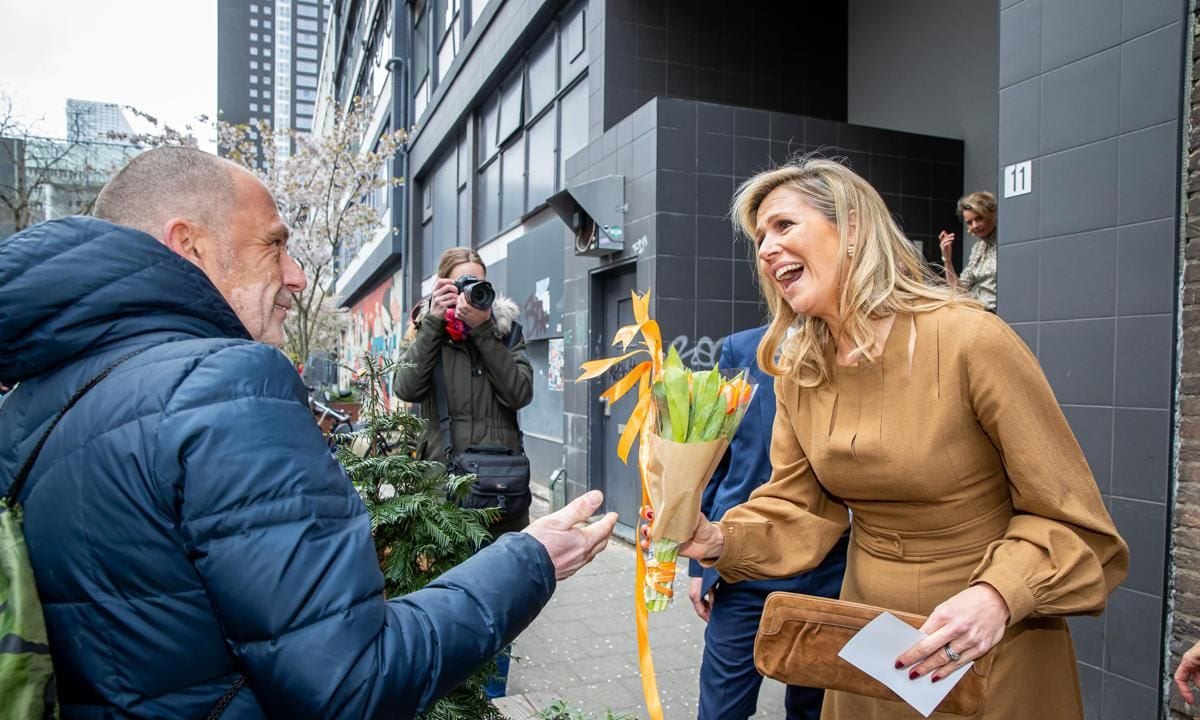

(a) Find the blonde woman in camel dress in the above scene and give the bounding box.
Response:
[679,157,1128,719]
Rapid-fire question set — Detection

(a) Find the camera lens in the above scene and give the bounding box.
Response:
[468,280,495,309]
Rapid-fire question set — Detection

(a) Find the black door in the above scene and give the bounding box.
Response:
[596,264,641,532]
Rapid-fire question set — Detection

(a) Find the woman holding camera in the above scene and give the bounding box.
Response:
[394,247,534,537]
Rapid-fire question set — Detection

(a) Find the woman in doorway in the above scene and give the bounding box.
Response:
[938,191,997,312]
[679,158,1127,719]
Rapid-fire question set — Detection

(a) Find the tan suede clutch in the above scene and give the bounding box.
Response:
[753,593,995,716]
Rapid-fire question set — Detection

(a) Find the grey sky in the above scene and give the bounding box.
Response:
[0,0,216,147]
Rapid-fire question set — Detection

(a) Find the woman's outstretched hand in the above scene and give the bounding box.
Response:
[677,514,726,562]
[894,583,1010,682]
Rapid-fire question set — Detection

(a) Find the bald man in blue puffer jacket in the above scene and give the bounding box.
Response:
[0,147,616,718]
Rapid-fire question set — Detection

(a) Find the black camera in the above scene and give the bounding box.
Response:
[454,274,496,310]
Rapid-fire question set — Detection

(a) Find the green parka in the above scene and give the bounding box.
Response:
[394,296,533,465]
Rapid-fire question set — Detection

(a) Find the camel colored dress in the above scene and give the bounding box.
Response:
[711,305,1128,720]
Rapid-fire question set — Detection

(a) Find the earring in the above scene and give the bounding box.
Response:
[847,245,855,257]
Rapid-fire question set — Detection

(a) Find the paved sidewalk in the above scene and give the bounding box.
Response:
[498,492,786,719]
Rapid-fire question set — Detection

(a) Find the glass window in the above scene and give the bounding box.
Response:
[526,33,556,116]
[250,102,259,111]
[297,60,318,73]
[470,0,488,26]
[497,69,523,144]
[297,88,317,100]
[250,88,259,97]
[250,46,259,55]
[297,32,319,45]
[263,4,271,13]
[560,3,586,84]
[501,135,525,228]
[457,131,469,189]
[413,7,429,89]
[297,3,319,16]
[250,18,259,26]
[558,79,587,188]
[264,19,272,28]
[432,151,458,261]
[264,47,272,56]
[264,63,272,71]
[297,18,319,31]
[297,103,315,115]
[297,74,318,88]
[527,110,555,211]
[415,78,429,119]
[251,4,258,12]
[458,188,469,247]
[250,74,259,83]
[296,116,313,130]
[297,46,318,59]
[437,34,454,83]
[479,160,499,239]
[250,60,259,69]
[478,94,498,164]
[263,91,272,99]
[249,32,258,41]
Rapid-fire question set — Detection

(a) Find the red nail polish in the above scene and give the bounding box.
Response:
[931,675,941,684]
[909,671,918,680]
[894,660,904,669]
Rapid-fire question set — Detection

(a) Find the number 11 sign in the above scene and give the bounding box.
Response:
[1004,161,1032,198]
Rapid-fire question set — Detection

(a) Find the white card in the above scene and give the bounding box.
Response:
[836,612,974,717]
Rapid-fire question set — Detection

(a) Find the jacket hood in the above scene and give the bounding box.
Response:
[0,216,250,383]
[416,295,522,337]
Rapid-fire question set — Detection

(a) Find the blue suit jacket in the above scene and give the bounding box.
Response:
[688,326,847,598]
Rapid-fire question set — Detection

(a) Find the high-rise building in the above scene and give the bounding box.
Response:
[64,99,134,142]
[217,0,330,149]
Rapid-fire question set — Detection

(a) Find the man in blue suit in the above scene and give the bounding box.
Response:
[688,324,849,720]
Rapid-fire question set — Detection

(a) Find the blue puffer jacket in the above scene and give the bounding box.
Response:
[0,217,556,718]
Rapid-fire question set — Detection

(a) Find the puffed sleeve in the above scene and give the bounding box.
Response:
[965,312,1128,625]
[708,375,850,583]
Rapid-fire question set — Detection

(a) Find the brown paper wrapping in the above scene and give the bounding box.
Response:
[644,432,729,543]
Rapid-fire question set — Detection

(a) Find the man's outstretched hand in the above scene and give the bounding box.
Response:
[524,490,619,581]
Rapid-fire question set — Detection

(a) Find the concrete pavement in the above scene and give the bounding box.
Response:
[498,491,787,719]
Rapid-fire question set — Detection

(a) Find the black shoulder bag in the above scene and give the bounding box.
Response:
[432,323,531,523]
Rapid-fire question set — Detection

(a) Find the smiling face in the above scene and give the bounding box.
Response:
[962,208,995,240]
[754,185,846,325]
[205,171,307,346]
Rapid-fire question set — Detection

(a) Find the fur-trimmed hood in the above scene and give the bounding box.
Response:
[416,295,521,338]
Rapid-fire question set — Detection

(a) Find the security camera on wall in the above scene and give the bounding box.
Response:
[548,175,626,257]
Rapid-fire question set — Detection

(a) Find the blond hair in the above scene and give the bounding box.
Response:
[436,247,485,279]
[956,191,997,242]
[731,156,976,388]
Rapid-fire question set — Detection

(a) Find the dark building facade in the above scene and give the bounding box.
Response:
[328,1,1190,716]
[217,0,330,143]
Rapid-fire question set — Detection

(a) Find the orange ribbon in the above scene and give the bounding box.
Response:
[576,289,665,720]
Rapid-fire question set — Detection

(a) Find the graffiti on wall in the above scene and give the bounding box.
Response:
[668,335,722,370]
[342,270,406,401]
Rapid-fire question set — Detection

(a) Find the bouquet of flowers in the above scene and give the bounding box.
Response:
[576,290,756,613]
[576,289,757,719]
[640,346,756,611]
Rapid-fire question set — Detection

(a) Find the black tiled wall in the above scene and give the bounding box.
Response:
[601,0,848,131]
[998,1,1184,717]
[560,95,963,505]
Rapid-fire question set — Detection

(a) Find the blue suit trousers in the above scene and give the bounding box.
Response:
[697,538,848,720]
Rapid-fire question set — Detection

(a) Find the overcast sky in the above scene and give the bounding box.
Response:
[0,0,217,147]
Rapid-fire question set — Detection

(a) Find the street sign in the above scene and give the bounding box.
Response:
[1003,161,1032,198]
